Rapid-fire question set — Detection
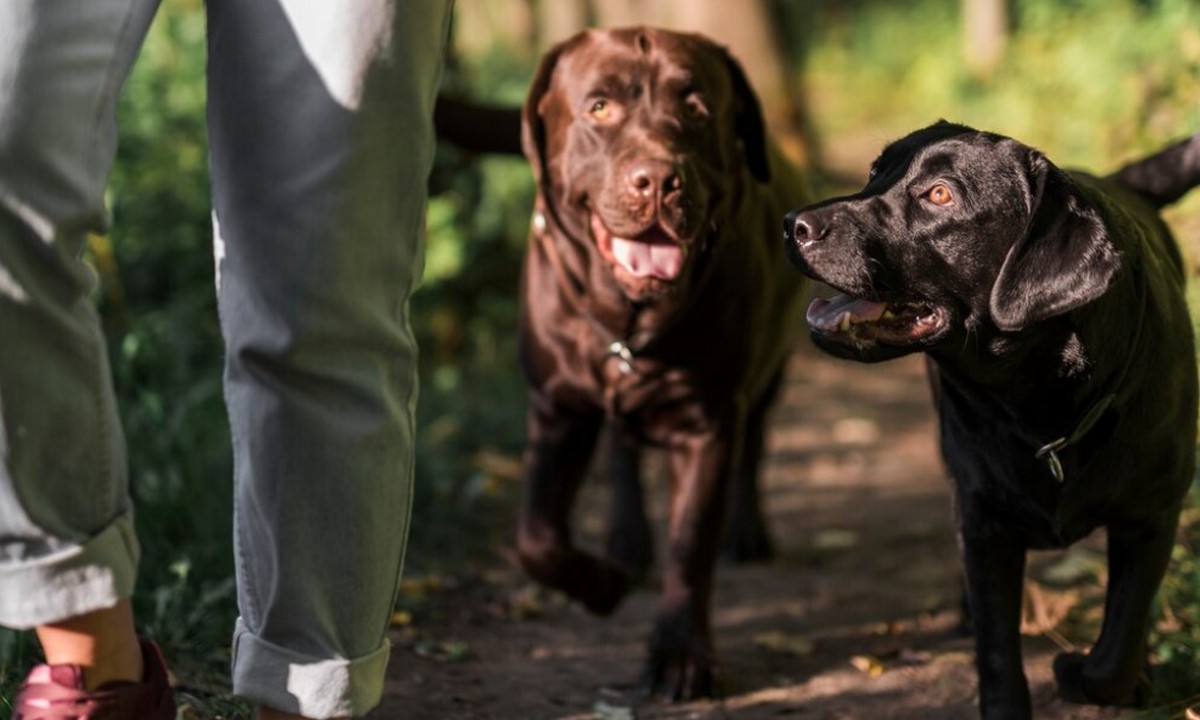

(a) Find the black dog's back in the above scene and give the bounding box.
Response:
[1110,132,1200,209]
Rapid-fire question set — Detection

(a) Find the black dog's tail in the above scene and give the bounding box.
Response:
[1109,132,1200,209]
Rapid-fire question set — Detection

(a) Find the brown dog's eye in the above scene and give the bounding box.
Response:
[926,182,954,206]
[588,98,613,121]
[684,94,709,120]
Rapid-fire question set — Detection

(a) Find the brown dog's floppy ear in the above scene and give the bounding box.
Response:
[522,36,579,186]
[988,152,1122,332]
[718,48,771,183]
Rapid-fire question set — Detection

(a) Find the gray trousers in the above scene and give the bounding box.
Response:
[0,1,450,716]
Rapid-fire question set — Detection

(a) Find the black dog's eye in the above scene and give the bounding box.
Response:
[868,165,879,181]
[924,182,955,207]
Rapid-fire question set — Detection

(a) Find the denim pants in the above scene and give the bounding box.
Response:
[0,0,449,715]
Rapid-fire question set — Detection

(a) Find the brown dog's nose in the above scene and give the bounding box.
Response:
[626,159,681,200]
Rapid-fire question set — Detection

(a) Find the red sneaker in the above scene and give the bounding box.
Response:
[13,639,176,720]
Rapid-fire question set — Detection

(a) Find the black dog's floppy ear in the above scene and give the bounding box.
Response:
[989,151,1122,332]
[717,46,771,183]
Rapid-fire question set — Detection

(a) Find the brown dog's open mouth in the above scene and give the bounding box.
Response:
[806,294,946,346]
[591,213,688,281]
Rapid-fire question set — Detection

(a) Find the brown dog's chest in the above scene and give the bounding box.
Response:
[590,331,731,440]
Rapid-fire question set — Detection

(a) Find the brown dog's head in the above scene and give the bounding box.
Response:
[784,121,1122,363]
[523,26,770,302]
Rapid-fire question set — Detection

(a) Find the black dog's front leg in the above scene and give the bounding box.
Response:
[1054,508,1180,706]
[643,429,734,701]
[959,497,1031,720]
[516,402,631,615]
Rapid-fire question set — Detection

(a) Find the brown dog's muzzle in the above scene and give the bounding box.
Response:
[624,158,683,208]
[591,153,703,284]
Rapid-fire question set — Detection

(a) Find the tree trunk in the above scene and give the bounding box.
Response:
[963,0,1007,77]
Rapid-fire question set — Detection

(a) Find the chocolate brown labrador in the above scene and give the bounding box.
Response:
[515,27,812,699]
[785,121,1200,719]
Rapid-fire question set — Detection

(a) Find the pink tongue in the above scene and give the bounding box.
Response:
[806,294,888,332]
[610,235,684,279]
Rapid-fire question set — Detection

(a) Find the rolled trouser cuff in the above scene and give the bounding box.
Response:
[0,510,139,629]
[231,617,392,718]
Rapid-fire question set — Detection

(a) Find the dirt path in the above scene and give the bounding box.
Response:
[379,344,1132,720]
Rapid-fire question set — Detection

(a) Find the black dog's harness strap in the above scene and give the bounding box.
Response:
[1034,392,1116,483]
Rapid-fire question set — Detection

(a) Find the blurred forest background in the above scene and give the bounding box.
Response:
[2,0,1200,716]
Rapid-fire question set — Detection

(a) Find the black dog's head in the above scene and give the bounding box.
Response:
[784,121,1122,362]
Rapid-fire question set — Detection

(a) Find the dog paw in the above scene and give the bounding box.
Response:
[1052,653,1090,704]
[641,613,721,701]
[1053,652,1147,707]
[640,648,719,701]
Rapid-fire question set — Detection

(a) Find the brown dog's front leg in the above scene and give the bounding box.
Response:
[516,403,631,616]
[643,430,733,701]
[605,429,654,579]
[723,368,782,562]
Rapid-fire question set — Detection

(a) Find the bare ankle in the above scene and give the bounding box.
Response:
[34,598,144,690]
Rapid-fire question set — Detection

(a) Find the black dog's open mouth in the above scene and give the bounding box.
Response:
[591,213,689,281]
[806,294,947,347]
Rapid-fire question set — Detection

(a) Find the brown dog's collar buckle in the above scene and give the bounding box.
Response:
[608,340,635,375]
[1035,439,1067,483]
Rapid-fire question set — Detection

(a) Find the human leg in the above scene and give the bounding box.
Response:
[33,599,142,689]
[0,0,163,691]
[205,1,451,716]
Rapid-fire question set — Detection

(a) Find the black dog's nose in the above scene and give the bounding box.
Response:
[784,210,821,245]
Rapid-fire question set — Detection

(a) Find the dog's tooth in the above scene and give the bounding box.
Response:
[882,308,896,320]
[838,312,852,332]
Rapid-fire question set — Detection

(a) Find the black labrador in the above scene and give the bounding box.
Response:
[784,121,1200,719]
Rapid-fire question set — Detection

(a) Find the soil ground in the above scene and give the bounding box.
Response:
[379,343,1136,720]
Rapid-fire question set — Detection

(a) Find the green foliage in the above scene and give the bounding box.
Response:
[407,150,534,573]
[805,0,1200,169]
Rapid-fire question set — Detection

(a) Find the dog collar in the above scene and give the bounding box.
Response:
[1034,392,1115,483]
[607,340,636,375]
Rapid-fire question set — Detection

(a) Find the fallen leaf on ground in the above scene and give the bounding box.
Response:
[509,584,545,619]
[850,654,885,677]
[390,610,413,627]
[813,529,859,549]
[413,638,471,663]
[754,631,815,656]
